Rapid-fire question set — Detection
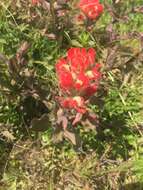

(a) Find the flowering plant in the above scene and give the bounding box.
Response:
[79,0,104,20]
[30,0,103,42]
[29,0,104,144]
[54,48,102,144]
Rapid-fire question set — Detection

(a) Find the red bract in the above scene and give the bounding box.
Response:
[74,73,89,90]
[79,0,103,19]
[56,58,69,74]
[31,0,40,5]
[68,47,96,71]
[83,85,97,98]
[77,14,86,21]
[60,96,86,114]
[55,48,101,113]
[59,71,74,91]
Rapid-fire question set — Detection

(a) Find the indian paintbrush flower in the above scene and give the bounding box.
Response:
[56,48,101,113]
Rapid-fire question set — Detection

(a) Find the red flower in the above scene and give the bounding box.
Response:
[83,85,98,98]
[31,0,40,5]
[79,0,103,19]
[92,65,101,79]
[61,98,78,109]
[87,48,96,66]
[67,48,96,72]
[86,64,101,80]
[74,72,89,90]
[56,58,69,74]
[55,47,101,113]
[60,96,86,113]
[56,58,74,91]
[59,71,74,91]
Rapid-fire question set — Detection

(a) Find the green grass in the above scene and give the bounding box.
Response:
[0,0,143,189]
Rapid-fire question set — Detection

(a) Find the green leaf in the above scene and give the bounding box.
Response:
[71,40,82,47]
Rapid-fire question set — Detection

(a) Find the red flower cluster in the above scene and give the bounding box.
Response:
[56,48,101,113]
[79,0,103,19]
[31,0,40,5]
